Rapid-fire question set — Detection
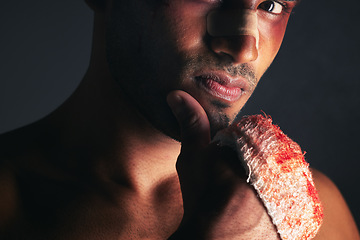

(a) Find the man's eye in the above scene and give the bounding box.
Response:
[258,1,284,14]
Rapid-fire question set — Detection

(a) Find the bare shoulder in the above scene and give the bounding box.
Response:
[0,156,20,239]
[311,168,360,240]
[0,126,38,238]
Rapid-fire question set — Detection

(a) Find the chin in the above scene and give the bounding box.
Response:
[138,101,234,142]
[207,112,232,139]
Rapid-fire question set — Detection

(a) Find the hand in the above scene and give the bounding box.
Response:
[167,90,279,240]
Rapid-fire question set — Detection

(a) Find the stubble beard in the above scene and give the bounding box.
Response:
[108,57,257,141]
[106,31,257,142]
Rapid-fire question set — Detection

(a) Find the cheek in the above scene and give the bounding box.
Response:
[256,16,290,73]
[162,2,211,52]
[259,15,290,56]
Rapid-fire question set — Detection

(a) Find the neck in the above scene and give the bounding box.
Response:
[41,61,181,196]
[38,10,181,196]
[0,11,184,239]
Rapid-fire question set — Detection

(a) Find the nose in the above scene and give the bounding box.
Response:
[210,35,258,63]
[207,9,259,63]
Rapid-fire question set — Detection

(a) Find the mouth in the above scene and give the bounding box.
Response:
[194,72,248,103]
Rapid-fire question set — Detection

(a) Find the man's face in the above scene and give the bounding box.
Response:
[105,0,297,138]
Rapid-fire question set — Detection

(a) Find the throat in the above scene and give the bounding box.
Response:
[10,168,184,240]
[73,174,184,240]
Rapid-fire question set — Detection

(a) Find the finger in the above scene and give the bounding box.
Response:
[167,90,211,151]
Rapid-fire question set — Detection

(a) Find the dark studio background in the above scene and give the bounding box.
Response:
[1,0,359,229]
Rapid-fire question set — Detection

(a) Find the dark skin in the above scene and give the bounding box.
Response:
[0,0,359,239]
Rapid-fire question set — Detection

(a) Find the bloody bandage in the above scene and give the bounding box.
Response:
[213,115,323,240]
[207,9,259,49]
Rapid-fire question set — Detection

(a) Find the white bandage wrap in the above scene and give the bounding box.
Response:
[207,9,259,49]
[213,115,323,240]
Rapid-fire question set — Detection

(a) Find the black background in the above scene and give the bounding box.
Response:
[1,0,359,228]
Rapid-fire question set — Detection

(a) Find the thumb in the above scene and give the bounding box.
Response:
[167,90,211,151]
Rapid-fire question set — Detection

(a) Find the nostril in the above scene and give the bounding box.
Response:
[210,35,258,63]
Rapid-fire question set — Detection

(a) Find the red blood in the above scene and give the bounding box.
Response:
[226,114,324,239]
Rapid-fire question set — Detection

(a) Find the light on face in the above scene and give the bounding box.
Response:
[207,9,259,49]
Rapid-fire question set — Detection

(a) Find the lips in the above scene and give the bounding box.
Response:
[195,72,247,103]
